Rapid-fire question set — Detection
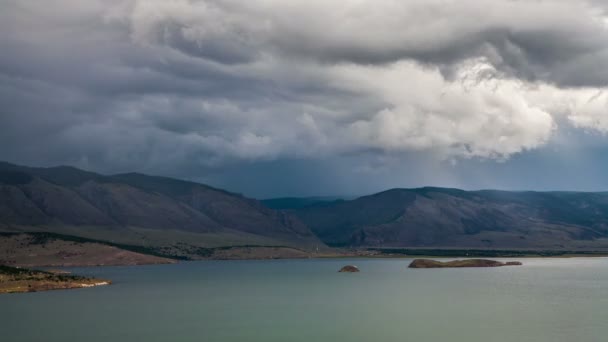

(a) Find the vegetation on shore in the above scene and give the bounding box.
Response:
[0,232,177,267]
[0,265,110,294]
[0,232,321,262]
[2,232,607,269]
[0,232,184,260]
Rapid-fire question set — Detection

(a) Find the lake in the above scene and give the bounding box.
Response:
[2,258,607,342]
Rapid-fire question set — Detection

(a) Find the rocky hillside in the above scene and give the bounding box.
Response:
[0,162,324,252]
[285,187,608,250]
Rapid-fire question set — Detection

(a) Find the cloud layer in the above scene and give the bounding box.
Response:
[1,0,608,191]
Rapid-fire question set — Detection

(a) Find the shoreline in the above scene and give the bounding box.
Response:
[39,251,608,268]
[0,281,111,294]
[4,248,608,270]
[0,265,111,294]
[15,252,608,268]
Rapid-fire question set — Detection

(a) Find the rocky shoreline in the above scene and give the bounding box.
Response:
[0,265,111,294]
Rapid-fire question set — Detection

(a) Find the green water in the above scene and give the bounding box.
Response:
[2,258,607,342]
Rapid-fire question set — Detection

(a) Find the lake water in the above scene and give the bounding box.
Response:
[2,258,607,342]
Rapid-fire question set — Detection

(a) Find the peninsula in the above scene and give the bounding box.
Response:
[0,265,110,294]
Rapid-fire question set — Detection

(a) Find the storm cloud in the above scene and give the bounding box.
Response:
[1,0,608,196]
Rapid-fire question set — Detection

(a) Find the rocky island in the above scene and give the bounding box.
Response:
[408,259,522,268]
[338,265,360,272]
[0,265,110,294]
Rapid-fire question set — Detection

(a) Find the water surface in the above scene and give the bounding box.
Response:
[2,258,607,342]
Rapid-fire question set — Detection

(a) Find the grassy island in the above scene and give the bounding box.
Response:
[0,265,110,294]
[409,259,523,268]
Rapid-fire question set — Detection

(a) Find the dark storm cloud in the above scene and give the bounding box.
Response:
[1,0,608,196]
[144,20,258,64]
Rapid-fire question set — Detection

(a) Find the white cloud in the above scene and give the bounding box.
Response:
[328,59,556,159]
[550,90,608,134]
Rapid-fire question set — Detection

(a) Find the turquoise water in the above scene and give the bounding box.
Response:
[2,258,607,342]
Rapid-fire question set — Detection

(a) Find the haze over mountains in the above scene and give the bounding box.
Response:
[2,162,608,256]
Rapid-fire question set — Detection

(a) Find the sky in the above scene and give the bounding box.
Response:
[1,0,608,198]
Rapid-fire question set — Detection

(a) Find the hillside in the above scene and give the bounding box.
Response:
[287,187,608,249]
[0,233,176,267]
[0,162,324,257]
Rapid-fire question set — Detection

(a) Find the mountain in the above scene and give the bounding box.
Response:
[286,187,608,250]
[0,162,324,257]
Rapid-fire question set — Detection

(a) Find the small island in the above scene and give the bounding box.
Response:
[408,259,522,268]
[0,265,110,294]
[338,265,360,272]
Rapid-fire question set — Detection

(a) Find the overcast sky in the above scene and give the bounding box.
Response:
[2,0,608,198]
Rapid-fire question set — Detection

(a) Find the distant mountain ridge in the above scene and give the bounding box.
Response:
[261,196,352,210]
[0,162,323,255]
[279,187,608,250]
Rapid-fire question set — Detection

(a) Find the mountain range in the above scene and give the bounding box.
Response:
[3,161,608,259]
[0,161,323,258]
[266,188,608,250]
